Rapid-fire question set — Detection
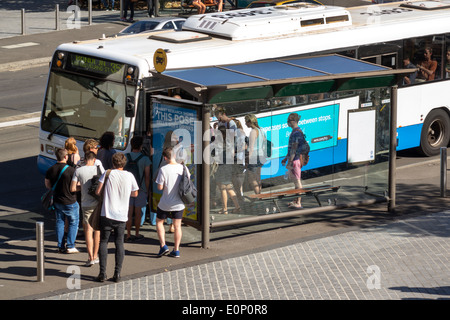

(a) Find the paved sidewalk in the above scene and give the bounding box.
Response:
[41,211,450,300]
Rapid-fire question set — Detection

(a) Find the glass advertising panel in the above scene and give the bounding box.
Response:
[151,98,201,223]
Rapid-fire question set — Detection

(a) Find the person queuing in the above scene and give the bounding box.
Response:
[95,153,139,283]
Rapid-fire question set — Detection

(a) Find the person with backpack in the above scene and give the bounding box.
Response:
[70,151,105,266]
[154,146,186,258]
[124,136,151,242]
[281,113,307,209]
[44,148,79,254]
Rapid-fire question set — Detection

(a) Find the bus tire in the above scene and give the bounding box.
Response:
[419,109,450,157]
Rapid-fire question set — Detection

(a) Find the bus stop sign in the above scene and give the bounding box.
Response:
[153,48,167,73]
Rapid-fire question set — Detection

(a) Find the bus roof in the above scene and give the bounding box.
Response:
[56,0,450,75]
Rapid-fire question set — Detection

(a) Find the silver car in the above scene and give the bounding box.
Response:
[118,17,186,35]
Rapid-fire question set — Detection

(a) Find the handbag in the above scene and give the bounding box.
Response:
[41,165,69,214]
[88,170,111,231]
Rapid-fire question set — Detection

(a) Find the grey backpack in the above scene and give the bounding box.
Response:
[178,165,197,205]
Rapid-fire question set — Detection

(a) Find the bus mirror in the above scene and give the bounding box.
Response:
[125,96,135,117]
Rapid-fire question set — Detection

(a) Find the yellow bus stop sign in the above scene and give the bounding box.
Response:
[153,48,167,73]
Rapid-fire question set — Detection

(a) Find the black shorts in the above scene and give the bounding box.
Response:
[156,207,184,220]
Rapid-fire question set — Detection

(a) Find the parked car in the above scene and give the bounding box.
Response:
[118,17,186,36]
[246,0,323,8]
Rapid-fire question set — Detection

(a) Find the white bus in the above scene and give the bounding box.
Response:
[38,0,450,175]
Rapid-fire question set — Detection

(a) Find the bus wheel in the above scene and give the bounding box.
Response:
[419,109,450,156]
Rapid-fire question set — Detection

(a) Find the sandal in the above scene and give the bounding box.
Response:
[218,209,228,214]
[232,207,242,213]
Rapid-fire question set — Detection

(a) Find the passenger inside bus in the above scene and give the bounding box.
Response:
[402,56,417,85]
[417,47,438,82]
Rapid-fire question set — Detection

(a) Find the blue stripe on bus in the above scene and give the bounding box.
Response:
[396,124,422,151]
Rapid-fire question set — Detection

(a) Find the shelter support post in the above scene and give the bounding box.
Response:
[201,108,211,248]
[388,85,397,213]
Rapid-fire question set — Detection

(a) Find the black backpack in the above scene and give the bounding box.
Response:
[124,153,144,185]
[299,130,310,167]
[87,165,102,200]
[178,165,197,205]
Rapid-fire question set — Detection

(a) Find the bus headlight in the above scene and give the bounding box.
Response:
[45,144,55,155]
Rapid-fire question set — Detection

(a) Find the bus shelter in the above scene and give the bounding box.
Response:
[147,54,413,248]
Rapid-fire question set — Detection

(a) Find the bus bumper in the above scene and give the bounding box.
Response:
[37,154,56,175]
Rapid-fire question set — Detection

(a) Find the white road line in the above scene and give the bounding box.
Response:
[1,42,40,49]
[0,116,40,128]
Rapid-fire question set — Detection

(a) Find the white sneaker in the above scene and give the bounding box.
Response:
[66,247,79,254]
[85,258,99,266]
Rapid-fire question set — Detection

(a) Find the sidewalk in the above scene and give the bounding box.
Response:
[1,154,450,300]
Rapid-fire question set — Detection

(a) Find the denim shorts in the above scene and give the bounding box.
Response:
[129,190,147,208]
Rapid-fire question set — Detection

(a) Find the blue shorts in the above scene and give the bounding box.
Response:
[156,207,184,220]
[129,190,147,208]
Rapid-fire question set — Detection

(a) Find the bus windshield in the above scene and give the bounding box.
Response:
[41,70,133,149]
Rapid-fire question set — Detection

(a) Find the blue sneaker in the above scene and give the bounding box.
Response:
[157,245,169,257]
[169,250,180,258]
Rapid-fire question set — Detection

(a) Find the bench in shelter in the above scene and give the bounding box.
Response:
[247,185,340,213]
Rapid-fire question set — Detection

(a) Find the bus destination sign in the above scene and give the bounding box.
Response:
[69,54,124,76]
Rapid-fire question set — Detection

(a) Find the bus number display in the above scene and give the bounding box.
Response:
[69,54,124,76]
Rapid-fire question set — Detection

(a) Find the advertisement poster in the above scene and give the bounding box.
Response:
[151,101,198,221]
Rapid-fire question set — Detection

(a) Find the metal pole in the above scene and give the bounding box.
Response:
[202,107,211,249]
[210,197,389,229]
[55,4,60,30]
[120,0,124,19]
[36,222,45,282]
[21,8,26,35]
[88,0,92,25]
[440,147,447,197]
[388,85,398,213]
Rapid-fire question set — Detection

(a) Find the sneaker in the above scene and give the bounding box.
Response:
[85,258,99,267]
[134,234,144,242]
[57,247,66,254]
[120,17,127,22]
[66,247,79,254]
[169,250,180,258]
[157,245,169,257]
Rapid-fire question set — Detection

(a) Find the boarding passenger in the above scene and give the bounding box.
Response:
[97,131,116,170]
[70,151,104,266]
[155,147,187,258]
[45,148,80,253]
[95,153,139,283]
[281,113,305,209]
[244,114,266,195]
[125,136,151,242]
[214,126,241,214]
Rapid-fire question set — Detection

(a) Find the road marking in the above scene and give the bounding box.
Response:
[0,116,40,128]
[1,42,40,49]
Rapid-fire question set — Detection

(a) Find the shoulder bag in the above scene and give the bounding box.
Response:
[89,170,111,231]
[41,165,69,214]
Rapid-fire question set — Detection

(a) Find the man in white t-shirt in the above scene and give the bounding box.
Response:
[70,151,105,267]
[95,153,139,283]
[155,146,187,258]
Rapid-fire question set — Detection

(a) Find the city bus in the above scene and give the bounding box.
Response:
[38,0,450,178]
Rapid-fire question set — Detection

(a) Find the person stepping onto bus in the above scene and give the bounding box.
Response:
[281,113,305,209]
[125,136,151,242]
